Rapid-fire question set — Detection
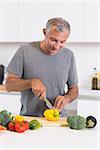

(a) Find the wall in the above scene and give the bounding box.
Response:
[66,43,100,87]
[0,42,100,88]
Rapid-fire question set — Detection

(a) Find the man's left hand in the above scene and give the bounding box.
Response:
[54,95,70,111]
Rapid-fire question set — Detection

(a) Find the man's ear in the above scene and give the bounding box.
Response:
[43,28,46,36]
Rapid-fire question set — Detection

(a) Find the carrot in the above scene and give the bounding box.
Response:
[0,125,7,130]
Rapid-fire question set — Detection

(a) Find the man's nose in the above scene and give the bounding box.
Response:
[54,43,61,50]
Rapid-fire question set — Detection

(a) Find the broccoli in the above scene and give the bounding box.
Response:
[0,110,13,127]
[67,115,86,130]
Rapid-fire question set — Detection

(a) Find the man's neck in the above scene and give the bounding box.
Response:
[40,40,48,54]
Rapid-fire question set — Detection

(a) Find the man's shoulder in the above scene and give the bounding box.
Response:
[18,41,39,52]
[20,42,35,49]
[63,47,74,56]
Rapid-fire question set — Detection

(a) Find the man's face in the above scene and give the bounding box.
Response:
[44,26,69,55]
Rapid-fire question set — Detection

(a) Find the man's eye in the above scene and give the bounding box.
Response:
[61,41,65,44]
[51,39,56,42]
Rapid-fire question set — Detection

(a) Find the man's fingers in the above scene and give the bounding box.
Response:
[39,91,46,100]
[54,97,62,109]
[36,91,42,97]
[34,89,46,100]
[59,100,65,110]
[33,89,41,96]
[54,96,66,110]
[31,79,46,100]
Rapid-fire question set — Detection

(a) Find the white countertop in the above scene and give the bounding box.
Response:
[79,87,100,97]
[0,121,100,150]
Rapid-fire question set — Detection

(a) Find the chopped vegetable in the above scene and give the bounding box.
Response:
[67,115,86,130]
[85,116,97,128]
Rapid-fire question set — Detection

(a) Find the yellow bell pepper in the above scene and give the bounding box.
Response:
[43,109,60,121]
[15,115,24,122]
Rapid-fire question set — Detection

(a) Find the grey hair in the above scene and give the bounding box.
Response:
[45,18,70,34]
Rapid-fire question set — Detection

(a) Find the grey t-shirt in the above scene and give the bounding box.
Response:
[6,42,78,116]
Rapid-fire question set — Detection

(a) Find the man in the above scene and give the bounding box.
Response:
[5,17,78,117]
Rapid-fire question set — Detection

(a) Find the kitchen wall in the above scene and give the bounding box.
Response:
[0,42,100,88]
[66,43,100,88]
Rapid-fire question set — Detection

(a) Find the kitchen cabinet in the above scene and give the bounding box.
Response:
[0,2,18,42]
[17,1,100,43]
[0,2,3,41]
[84,1,98,42]
[0,93,21,114]
[0,1,99,42]
[98,0,100,41]
[18,1,84,42]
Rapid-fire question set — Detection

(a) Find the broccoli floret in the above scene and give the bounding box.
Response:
[0,110,13,127]
[67,115,86,130]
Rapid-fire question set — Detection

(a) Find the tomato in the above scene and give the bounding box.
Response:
[22,121,29,130]
[8,120,29,133]
[8,121,16,131]
[15,122,26,133]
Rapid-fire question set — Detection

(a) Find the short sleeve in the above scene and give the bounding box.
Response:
[67,53,78,88]
[6,46,24,78]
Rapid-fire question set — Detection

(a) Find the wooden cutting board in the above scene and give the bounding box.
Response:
[25,116,68,127]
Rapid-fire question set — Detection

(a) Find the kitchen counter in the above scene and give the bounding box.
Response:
[79,87,100,98]
[0,117,100,150]
[0,85,20,95]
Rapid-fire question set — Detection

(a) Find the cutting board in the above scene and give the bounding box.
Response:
[25,116,68,127]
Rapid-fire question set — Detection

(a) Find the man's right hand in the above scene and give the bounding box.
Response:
[31,79,46,100]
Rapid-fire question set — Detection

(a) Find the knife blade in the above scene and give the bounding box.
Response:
[44,97,53,109]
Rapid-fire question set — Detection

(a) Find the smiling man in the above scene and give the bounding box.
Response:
[5,17,78,117]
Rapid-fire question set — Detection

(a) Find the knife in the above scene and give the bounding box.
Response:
[44,97,53,109]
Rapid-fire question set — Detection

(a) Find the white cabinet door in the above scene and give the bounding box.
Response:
[0,93,21,114]
[18,1,84,42]
[98,0,100,41]
[78,98,100,120]
[1,2,18,42]
[0,2,3,41]
[0,1,99,42]
[84,1,98,42]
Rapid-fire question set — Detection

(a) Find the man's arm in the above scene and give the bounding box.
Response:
[54,85,78,110]
[64,85,79,103]
[5,73,32,92]
[5,73,46,100]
